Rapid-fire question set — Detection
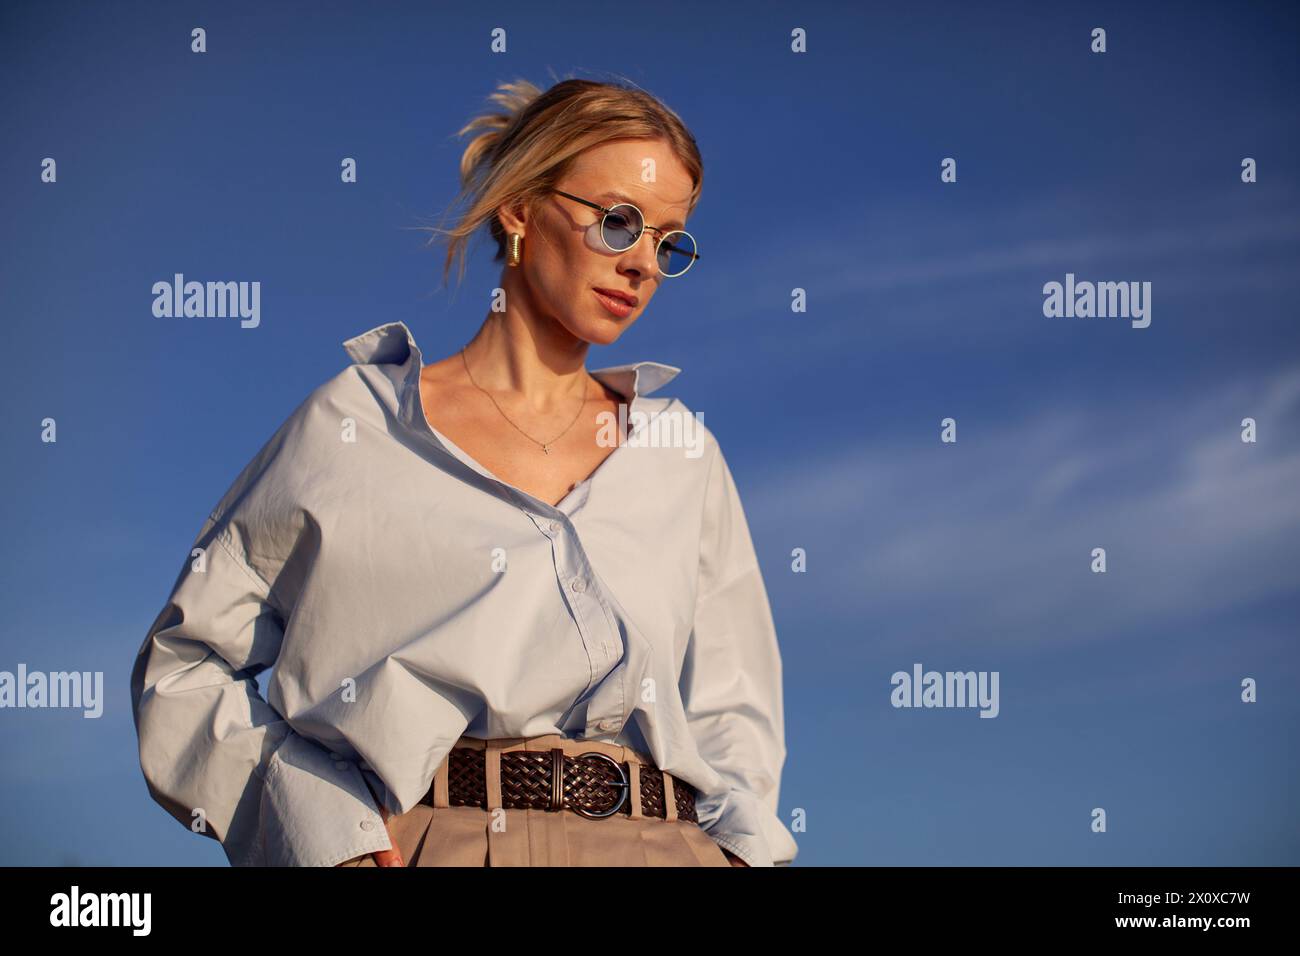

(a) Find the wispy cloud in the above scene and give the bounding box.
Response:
[682,183,1300,337]
[750,364,1300,650]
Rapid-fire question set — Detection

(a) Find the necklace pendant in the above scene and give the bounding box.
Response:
[542,445,550,455]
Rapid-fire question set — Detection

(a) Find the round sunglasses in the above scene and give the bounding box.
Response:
[552,189,699,277]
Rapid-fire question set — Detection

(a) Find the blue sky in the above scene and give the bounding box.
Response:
[1,0,1296,865]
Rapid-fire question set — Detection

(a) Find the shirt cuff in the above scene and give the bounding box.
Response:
[697,786,799,868]
[235,730,393,867]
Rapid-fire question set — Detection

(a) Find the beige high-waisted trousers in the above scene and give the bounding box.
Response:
[339,733,731,866]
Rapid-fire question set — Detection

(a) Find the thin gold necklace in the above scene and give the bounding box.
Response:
[460,345,588,455]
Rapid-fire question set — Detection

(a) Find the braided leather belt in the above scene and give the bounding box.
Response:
[422,746,698,822]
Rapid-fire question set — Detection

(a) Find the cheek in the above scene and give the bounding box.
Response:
[527,265,596,334]
[528,230,587,295]
[523,251,573,305]
[541,269,587,316]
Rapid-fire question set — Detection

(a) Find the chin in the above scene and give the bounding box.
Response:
[564,314,635,347]
[579,322,626,347]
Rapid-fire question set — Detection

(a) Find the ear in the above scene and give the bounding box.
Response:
[496,198,530,238]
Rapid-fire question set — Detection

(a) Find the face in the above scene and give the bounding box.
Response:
[498,137,695,347]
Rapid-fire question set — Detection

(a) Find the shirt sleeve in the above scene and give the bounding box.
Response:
[129,445,393,867]
[679,441,799,867]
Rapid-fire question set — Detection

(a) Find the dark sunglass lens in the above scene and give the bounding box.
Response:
[602,205,642,250]
[658,232,697,276]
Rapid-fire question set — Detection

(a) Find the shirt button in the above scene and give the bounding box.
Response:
[360,820,375,831]
[596,718,619,732]
[334,761,349,770]
[549,520,562,534]
[570,577,587,593]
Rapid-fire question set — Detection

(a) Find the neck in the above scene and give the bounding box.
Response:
[463,278,592,412]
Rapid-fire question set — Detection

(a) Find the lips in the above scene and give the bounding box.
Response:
[593,287,638,307]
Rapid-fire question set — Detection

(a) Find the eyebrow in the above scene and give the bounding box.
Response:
[596,190,686,231]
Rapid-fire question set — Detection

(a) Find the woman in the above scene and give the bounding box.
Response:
[130,77,798,868]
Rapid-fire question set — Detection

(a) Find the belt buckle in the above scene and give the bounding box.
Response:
[568,751,630,819]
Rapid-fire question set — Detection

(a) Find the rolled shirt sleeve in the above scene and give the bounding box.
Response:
[679,442,799,867]
[130,491,392,867]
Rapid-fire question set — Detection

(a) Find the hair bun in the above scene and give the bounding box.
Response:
[455,79,543,187]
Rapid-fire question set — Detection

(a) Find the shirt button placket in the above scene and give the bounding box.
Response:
[542,512,625,738]
[545,515,594,681]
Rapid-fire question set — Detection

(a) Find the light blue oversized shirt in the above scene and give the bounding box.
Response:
[130,320,798,867]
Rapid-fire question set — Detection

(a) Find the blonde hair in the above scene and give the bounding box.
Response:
[423,74,704,289]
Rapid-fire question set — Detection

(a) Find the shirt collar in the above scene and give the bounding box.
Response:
[341,320,681,401]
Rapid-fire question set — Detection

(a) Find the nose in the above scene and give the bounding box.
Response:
[619,229,661,280]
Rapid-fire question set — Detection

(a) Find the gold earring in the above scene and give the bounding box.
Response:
[507,233,522,267]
